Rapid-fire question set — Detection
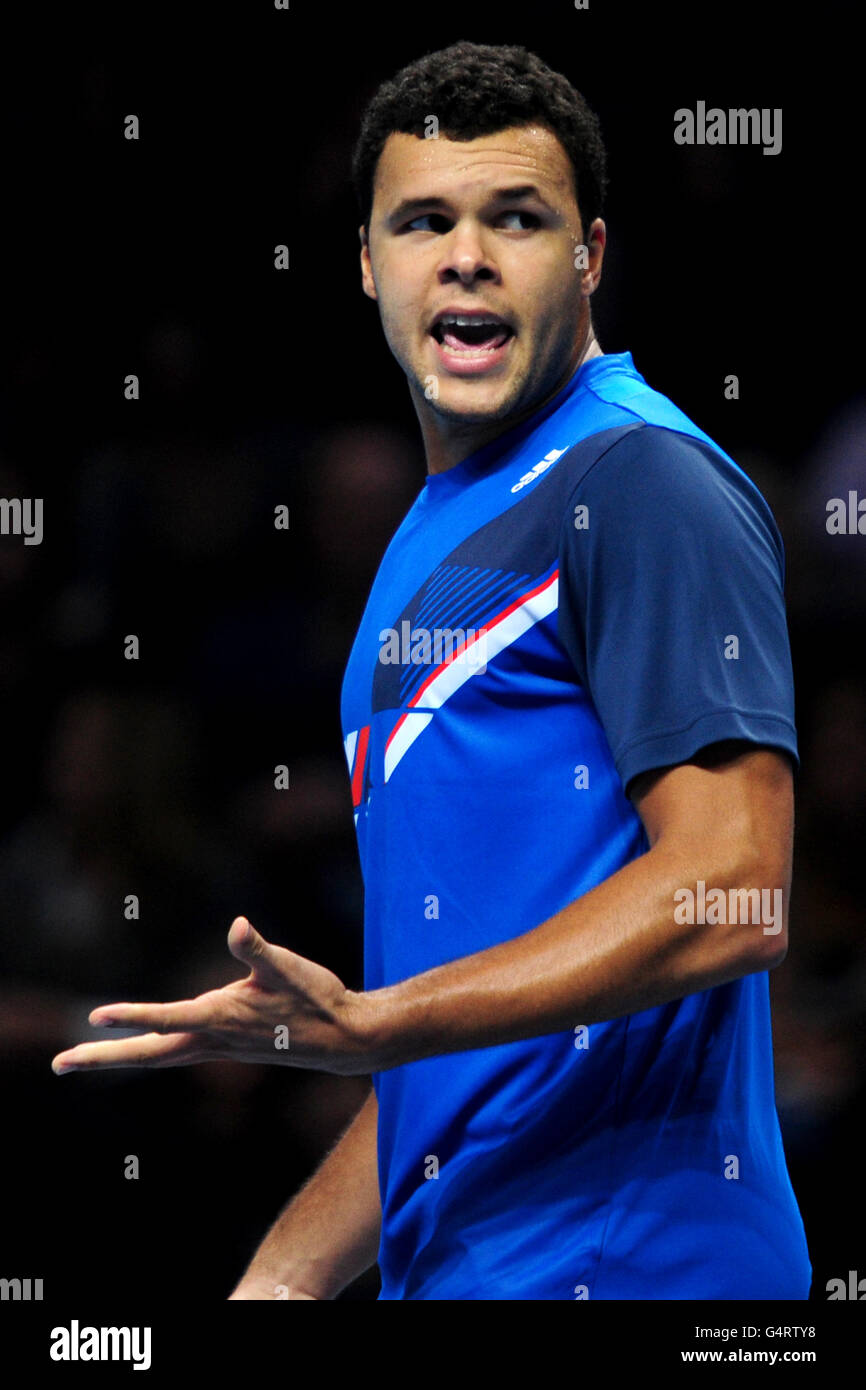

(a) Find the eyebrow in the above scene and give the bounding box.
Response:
[386,184,552,227]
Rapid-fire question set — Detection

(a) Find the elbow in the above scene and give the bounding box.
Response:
[757,930,788,973]
[726,844,791,974]
[668,839,791,976]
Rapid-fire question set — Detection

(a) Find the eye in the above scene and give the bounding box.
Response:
[404,213,453,233]
[497,210,541,230]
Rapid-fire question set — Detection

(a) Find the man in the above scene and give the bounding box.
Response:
[53,41,811,1301]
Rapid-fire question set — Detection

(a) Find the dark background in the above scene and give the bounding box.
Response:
[1,1,863,1303]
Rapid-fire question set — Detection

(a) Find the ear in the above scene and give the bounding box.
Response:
[359,225,378,301]
[582,218,606,297]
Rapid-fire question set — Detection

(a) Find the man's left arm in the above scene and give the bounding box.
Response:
[51,740,792,1077]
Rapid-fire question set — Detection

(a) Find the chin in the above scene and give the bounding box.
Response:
[434,372,520,409]
[430,392,517,426]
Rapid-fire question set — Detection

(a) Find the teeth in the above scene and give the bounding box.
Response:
[439,316,503,328]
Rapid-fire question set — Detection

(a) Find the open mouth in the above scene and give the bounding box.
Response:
[430,315,514,353]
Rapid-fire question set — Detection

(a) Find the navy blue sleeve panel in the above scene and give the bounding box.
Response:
[557,424,799,791]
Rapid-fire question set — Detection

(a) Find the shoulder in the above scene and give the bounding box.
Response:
[556,423,783,561]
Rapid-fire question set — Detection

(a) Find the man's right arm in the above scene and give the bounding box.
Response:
[228,1083,381,1300]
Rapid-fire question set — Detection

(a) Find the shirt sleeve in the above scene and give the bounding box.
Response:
[556,424,799,791]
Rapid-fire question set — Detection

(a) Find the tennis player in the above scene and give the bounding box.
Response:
[53,41,811,1302]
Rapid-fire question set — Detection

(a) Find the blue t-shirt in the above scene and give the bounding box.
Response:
[340,351,811,1300]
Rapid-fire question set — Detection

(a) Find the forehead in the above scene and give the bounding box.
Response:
[372,125,576,209]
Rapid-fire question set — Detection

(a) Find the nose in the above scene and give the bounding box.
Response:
[437,219,499,286]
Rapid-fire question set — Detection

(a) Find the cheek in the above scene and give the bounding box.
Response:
[377,273,425,342]
[525,274,584,343]
[520,250,581,306]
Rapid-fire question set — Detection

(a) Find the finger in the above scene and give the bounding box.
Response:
[88,998,213,1034]
[227,916,287,984]
[52,1032,211,1074]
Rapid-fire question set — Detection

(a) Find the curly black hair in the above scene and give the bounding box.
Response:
[351,41,608,237]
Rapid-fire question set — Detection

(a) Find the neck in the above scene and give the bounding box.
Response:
[419,330,604,478]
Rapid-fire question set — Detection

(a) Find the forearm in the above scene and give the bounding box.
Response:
[233,1083,381,1300]
[363,837,787,1070]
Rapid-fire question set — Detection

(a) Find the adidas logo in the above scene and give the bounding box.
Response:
[510,448,567,493]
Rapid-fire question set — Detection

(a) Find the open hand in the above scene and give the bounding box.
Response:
[51,917,376,1077]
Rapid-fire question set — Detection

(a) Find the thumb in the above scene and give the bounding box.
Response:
[227,916,284,982]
